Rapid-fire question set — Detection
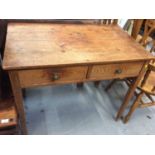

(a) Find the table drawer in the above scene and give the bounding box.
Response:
[18,66,88,88]
[88,62,144,80]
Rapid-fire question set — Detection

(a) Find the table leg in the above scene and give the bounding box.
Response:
[116,61,148,121]
[9,71,28,134]
[123,92,144,123]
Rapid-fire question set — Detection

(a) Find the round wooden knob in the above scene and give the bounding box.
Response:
[52,73,60,81]
[115,69,122,74]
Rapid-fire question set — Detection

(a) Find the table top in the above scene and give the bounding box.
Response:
[3,23,153,70]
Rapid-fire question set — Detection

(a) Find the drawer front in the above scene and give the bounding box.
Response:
[88,62,144,80]
[18,66,88,88]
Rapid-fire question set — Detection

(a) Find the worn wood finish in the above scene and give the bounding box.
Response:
[88,62,144,80]
[18,62,144,88]
[3,23,152,70]
[93,19,118,86]
[9,71,27,134]
[18,66,88,88]
[2,23,154,134]
[1,19,102,91]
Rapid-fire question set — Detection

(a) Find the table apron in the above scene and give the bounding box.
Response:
[16,61,145,88]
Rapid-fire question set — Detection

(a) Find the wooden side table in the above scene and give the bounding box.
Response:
[2,23,153,134]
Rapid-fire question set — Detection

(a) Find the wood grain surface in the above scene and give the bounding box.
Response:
[18,66,88,88]
[3,23,153,70]
[88,61,144,80]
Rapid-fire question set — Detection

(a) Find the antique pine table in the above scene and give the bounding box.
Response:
[2,23,153,134]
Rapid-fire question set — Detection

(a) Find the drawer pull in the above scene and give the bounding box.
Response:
[52,73,60,81]
[115,69,122,74]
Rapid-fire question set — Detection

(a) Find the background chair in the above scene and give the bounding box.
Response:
[124,62,155,123]
[105,19,155,122]
[140,20,155,47]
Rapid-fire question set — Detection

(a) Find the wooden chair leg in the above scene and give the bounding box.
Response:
[105,79,117,91]
[123,92,144,123]
[76,82,84,88]
[116,61,149,121]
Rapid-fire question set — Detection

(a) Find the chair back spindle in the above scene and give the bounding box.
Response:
[99,19,118,25]
[140,20,155,47]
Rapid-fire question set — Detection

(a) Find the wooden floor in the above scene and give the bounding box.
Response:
[24,81,155,135]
